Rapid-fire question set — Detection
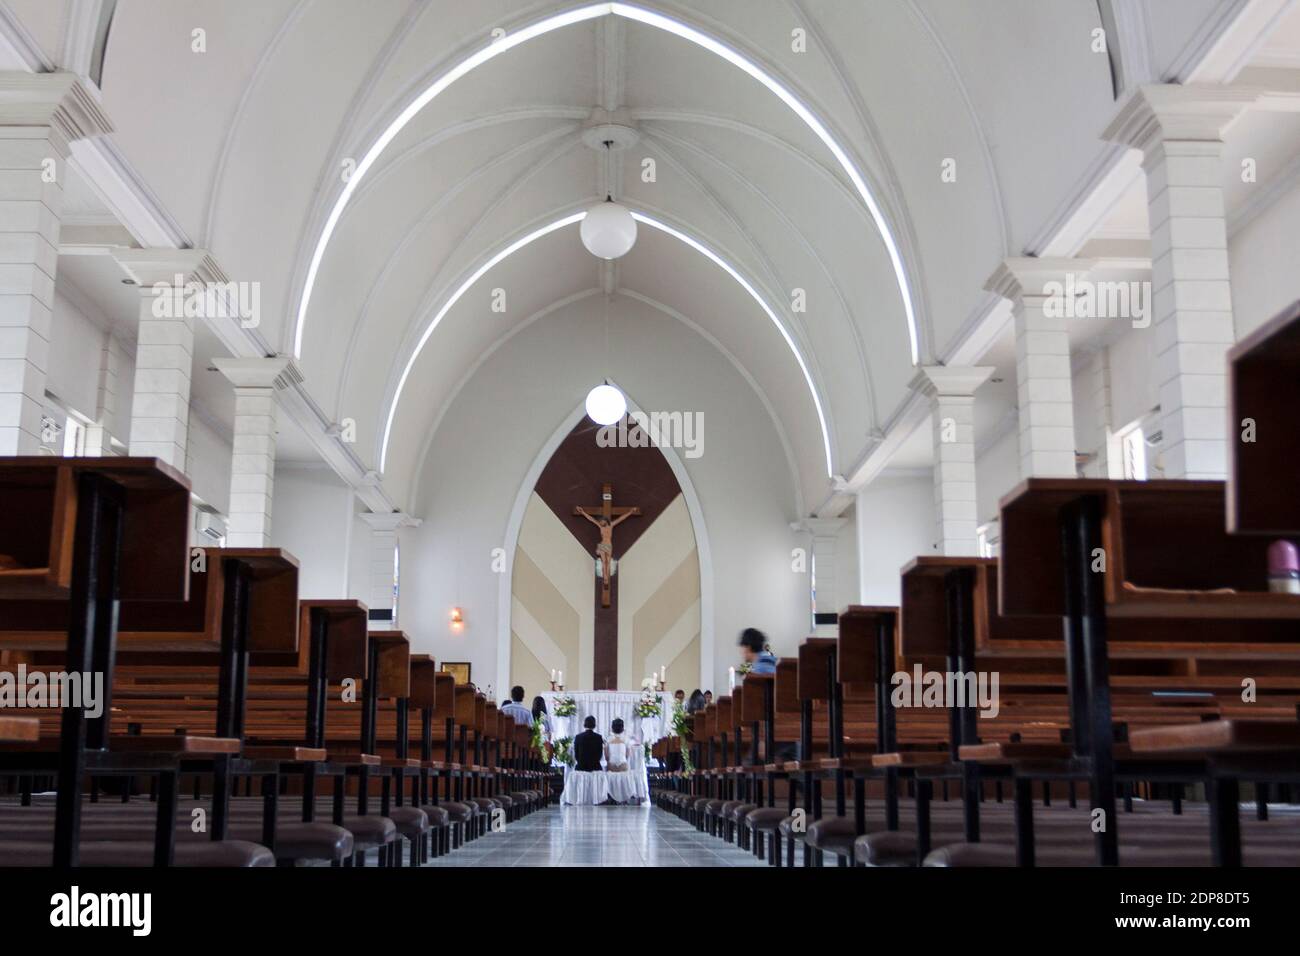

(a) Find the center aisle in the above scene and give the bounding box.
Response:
[424,806,770,868]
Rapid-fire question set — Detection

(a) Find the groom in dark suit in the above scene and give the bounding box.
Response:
[573,715,604,771]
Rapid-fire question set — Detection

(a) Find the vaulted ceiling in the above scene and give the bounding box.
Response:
[75,0,1229,510]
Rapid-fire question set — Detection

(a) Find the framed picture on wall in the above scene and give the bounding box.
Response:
[442,661,471,685]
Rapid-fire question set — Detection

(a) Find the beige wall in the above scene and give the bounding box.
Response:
[620,495,700,691]
[509,493,590,692]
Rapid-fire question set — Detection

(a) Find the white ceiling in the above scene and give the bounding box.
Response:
[19,0,1283,509]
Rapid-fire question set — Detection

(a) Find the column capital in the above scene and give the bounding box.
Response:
[984,257,1095,304]
[359,511,422,532]
[212,356,297,390]
[112,247,226,288]
[909,365,994,400]
[1102,84,1256,153]
[790,517,848,538]
[0,72,112,150]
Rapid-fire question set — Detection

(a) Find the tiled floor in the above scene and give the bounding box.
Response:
[423,805,769,867]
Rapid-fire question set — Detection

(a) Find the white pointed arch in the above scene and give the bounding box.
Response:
[495,391,714,696]
[376,210,835,478]
[291,1,920,366]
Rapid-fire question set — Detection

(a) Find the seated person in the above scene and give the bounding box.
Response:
[605,718,637,804]
[573,715,603,770]
[562,716,609,805]
[501,685,534,726]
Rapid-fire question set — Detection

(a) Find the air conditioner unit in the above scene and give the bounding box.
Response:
[195,510,227,542]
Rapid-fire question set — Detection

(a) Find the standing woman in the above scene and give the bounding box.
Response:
[686,689,706,714]
[531,695,553,740]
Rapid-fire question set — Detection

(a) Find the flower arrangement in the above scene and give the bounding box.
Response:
[530,712,547,754]
[737,661,754,676]
[670,699,694,774]
[553,694,576,717]
[553,736,575,768]
[671,698,688,737]
[633,689,660,718]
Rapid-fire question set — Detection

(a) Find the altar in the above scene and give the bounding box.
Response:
[540,689,674,746]
[541,689,675,806]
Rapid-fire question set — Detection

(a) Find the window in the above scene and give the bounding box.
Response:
[62,415,87,457]
[1119,423,1147,480]
[391,542,400,628]
[809,552,817,631]
[976,520,1000,559]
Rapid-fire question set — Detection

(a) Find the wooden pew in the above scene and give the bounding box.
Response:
[1,552,371,866]
[1120,301,1300,865]
[1228,298,1300,534]
[980,478,1300,866]
[0,458,253,867]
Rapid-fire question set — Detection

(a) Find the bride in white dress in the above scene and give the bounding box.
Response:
[604,719,638,804]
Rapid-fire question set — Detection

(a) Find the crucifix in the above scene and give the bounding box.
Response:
[574,482,641,607]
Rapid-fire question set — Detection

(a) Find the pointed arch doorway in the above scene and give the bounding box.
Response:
[499,400,712,694]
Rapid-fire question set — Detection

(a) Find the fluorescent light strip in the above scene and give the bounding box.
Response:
[292,4,609,359]
[610,3,919,365]
[378,212,835,478]
[632,212,833,477]
[294,3,920,364]
[378,213,584,473]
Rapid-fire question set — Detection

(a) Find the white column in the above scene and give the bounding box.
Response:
[911,366,993,556]
[793,517,848,634]
[1103,85,1253,479]
[986,258,1086,479]
[115,248,221,469]
[212,357,290,547]
[358,512,420,629]
[0,74,110,455]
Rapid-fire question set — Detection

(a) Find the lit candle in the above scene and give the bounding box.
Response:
[660,664,666,681]
[728,666,736,690]
[550,669,556,682]
[558,670,563,684]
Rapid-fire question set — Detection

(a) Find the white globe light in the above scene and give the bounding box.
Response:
[580,200,637,259]
[585,383,627,425]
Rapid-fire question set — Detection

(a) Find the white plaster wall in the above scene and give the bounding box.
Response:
[184,411,231,514]
[47,289,104,418]
[271,466,355,599]
[1230,177,1300,340]
[976,427,1020,527]
[856,473,935,607]
[1106,323,1158,433]
[834,509,860,614]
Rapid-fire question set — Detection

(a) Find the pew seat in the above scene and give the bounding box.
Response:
[0,839,274,867]
[805,815,858,857]
[923,841,1300,867]
[743,807,787,831]
[0,797,359,864]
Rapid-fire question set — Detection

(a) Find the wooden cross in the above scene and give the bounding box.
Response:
[574,482,641,607]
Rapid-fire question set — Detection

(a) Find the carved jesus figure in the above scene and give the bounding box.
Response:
[576,506,636,591]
